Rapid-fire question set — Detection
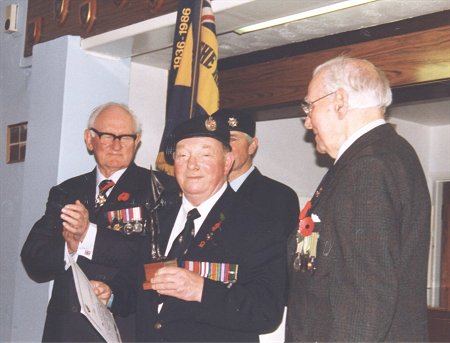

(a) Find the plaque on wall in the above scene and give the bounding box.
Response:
[26,17,42,46]
[79,0,97,33]
[53,0,70,25]
[114,0,128,8]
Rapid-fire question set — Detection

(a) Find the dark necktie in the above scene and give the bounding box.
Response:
[168,208,201,259]
[95,179,115,208]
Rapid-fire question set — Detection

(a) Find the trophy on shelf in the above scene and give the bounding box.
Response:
[142,167,177,290]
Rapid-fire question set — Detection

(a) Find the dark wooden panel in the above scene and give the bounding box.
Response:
[428,308,450,342]
[219,26,450,110]
[25,0,179,56]
[393,81,450,104]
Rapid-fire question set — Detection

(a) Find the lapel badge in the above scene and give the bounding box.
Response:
[227,117,238,128]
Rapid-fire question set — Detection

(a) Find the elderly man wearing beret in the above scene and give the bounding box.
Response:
[93,113,287,342]
[214,109,299,239]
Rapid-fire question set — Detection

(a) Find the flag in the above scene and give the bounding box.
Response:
[156,0,219,174]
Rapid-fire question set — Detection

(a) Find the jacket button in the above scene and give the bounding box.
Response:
[71,306,78,312]
[154,321,162,330]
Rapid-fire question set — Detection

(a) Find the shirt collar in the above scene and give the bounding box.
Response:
[229,165,255,191]
[96,167,127,186]
[182,182,228,221]
[335,119,386,163]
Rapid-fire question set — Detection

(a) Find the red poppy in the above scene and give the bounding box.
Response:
[299,217,314,237]
[117,192,130,201]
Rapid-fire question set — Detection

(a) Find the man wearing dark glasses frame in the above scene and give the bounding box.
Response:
[21,102,177,342]
[287,56,430,342]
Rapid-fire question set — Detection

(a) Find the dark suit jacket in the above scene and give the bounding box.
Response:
[286,124,431,342]
[237,167,300,239]
[111,186,287,342]
[21,163,177,342]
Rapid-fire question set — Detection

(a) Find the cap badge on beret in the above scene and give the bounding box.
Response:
[204,117,217,131]
[227,117,238,128]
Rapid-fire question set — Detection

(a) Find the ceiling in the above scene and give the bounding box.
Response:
[81,0,450,126]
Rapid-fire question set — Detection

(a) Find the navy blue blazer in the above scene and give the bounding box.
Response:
[21,163,177,342]
[111,186,287,342]
[236,167,300,239]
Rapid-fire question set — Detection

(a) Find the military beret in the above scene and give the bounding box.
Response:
[213,108,256,138]
[164,114,231,164]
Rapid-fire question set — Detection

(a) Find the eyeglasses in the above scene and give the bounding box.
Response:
[300,91,336,116]
[89,128,137,146]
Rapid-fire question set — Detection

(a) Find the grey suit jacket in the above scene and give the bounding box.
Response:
[286,123,431,342]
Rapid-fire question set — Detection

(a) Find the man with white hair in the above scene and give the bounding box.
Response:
[286,56,431,341]
[21,102,177,342]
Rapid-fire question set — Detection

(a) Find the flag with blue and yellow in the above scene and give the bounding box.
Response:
[156,0,219,174]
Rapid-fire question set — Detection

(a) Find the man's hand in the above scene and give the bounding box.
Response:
[61,200,89,252]
[151,266,204,302]
[90,280,112,306]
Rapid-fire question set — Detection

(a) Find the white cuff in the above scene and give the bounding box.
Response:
[78,222,97,260]
[63,223,98,270]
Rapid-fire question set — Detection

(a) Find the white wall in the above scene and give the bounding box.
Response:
[1,28,131,340]
[129,62,169,168]
[255,118,327,205]
[389,117,450,193]
[429,124,450,177]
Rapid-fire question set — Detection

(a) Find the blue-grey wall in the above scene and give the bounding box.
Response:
[1,1,131,340]
[1,1,31,340]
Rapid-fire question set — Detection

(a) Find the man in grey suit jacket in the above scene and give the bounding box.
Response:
[286,56,431,341]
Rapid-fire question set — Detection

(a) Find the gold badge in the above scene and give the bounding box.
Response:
[205,117,217,131]
[227,117,238,128]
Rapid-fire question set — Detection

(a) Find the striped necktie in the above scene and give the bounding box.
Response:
[95,179,115,208]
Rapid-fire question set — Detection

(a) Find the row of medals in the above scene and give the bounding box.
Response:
[110,219,144,235]
[97,194,145,235]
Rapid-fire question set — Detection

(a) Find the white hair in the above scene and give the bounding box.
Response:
[314,56,392,110]
[87,102,142,134]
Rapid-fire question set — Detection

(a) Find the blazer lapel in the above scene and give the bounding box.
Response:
[187,187,234,256]
[105,163,138,207]
[237,168,260,195]
[80,168,97,220]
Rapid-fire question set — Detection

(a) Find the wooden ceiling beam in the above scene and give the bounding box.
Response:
[219,12,450,110]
